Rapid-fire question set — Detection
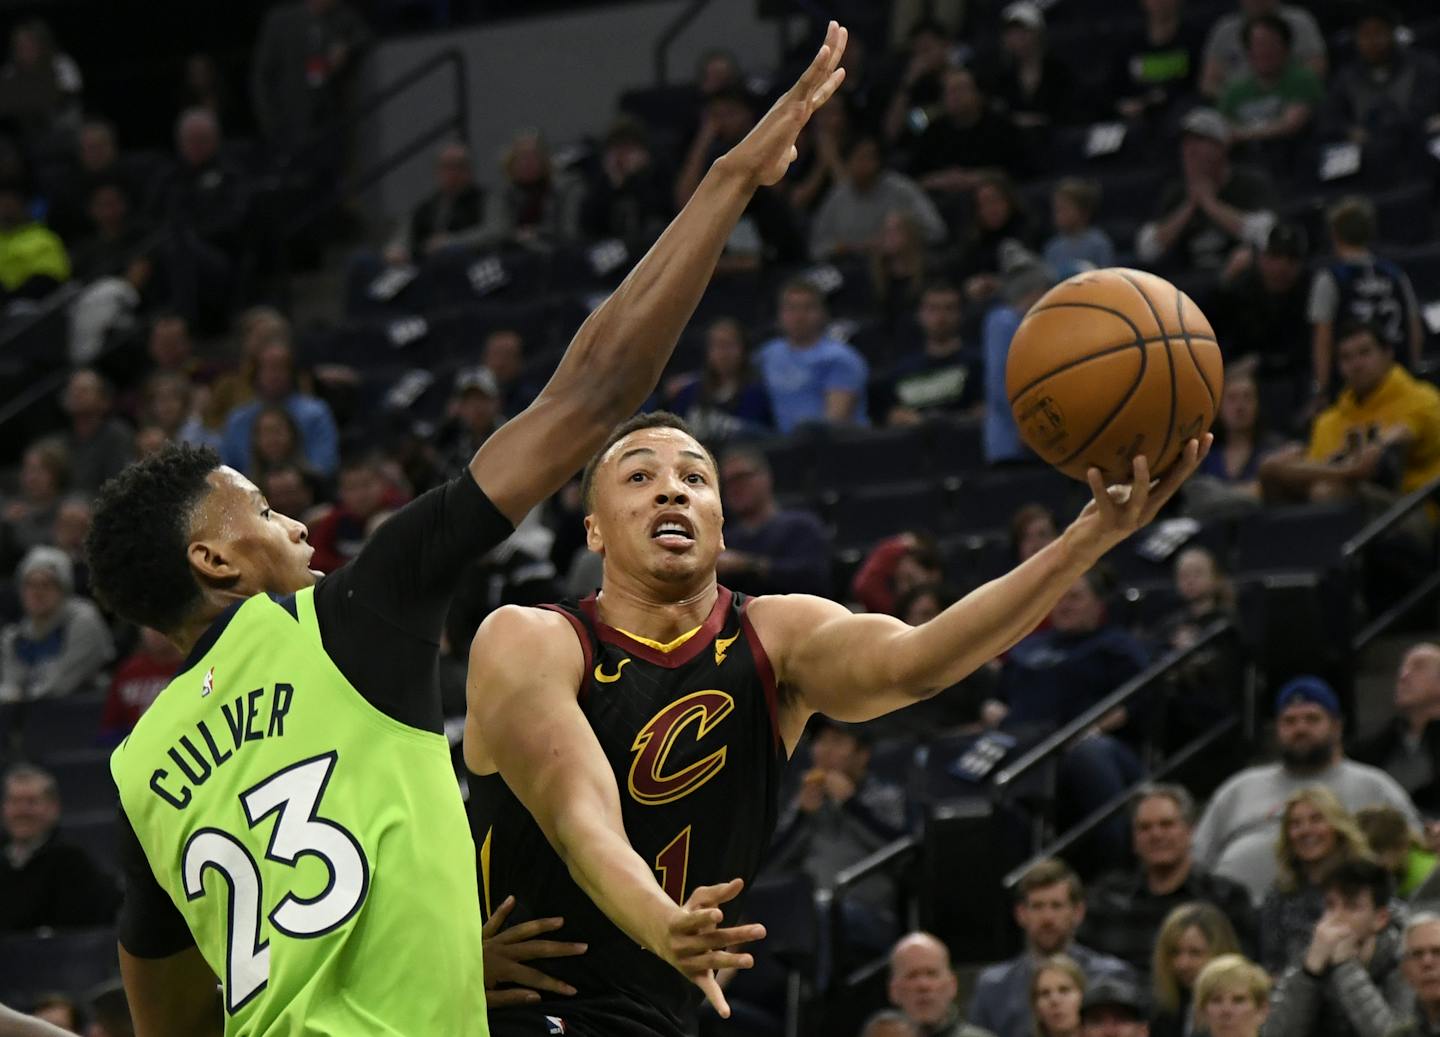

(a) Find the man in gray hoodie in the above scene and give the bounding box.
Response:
[1268,857,1413,1037]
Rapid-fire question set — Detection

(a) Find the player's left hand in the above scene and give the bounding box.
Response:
[1069,435,1214,559]
[724,21,847,186]
[482,895,588,1007]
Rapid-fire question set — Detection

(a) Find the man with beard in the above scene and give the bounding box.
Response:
[1193,677,1420,902]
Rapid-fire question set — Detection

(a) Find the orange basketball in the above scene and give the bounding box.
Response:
[1005,267,1223,484]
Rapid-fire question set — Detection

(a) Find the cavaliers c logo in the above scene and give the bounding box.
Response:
[628,690,735,806]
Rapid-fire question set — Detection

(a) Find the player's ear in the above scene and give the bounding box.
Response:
[584,513,605,554]
[188,538,241,586]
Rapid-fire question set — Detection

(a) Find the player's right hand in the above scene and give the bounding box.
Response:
[482,895,588,1007]
[724,21,847,187]
[664,878,767,1019]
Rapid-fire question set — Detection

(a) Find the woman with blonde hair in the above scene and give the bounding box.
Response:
[1192,954,1270,1037]
[1151,903,1241,1037]
[1259,785,1372,973]
[1030,955,1085,1037]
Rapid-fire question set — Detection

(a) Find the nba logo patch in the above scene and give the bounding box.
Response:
[201,667,215,698]
[545,1017,566,1034]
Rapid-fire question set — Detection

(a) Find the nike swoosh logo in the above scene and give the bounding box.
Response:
[714,633,738,666]
[594,659,630,683]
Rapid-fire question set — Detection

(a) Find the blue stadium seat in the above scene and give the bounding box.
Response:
[951,467,1080,535]
[58,810,119,869]
[43,750,119,814]
[0,928,118,1004]
[757,433,822,499]
[831,483,951,550]
[14,694,105,757]
[1233,503,1366,574]
[815,424,931,491]
[926,415,986,479]
[1395,243,1440,301]
[940,531,1011,592]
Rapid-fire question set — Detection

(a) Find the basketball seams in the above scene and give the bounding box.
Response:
[1174,287,1218,413]
[1117,270,1178,468]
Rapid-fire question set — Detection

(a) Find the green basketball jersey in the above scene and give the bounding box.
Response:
[111,588,488,1035]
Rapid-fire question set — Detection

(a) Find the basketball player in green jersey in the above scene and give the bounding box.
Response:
[464,413,1211,1034]
[85,24,850,1036]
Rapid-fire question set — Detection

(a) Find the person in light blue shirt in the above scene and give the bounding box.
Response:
[984,261,1055,464]
[220,337,339,476]
[757,278,869,434]
[1042,178,1115,279]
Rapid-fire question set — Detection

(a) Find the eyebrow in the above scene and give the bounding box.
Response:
[616,447,710,465]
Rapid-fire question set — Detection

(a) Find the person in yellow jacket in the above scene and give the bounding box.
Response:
[0,180,69,297]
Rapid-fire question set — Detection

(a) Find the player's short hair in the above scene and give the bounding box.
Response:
[1054,177,1101,220]
[1322,855,1393,908]
[1015,858,1083,904]
[1328,196,1377,247]
[1243,12,1292,49]
[87,443,220,634]
[579,411,716,513]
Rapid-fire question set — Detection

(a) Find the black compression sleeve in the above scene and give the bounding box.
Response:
[115,807,196,959]
[314,472,515,733]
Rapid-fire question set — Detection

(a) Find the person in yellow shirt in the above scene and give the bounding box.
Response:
[1261,322,1440,501]
[0,179,69,298]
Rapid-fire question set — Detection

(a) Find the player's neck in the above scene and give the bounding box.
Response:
[595,574,719,645]
[169,590,250,657]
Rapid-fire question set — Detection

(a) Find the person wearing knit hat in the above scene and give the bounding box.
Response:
[0,546,113,702]
[1192,675,1422,901]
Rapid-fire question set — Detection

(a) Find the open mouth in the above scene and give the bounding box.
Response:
[650,512,696,550]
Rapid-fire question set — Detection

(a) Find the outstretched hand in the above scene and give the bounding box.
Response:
[482,895,588,1007]
[662,878,766,1019]
[1069,435,1214,559]
[726,21,848,186]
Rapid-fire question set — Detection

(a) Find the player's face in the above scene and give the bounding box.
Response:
[1016,882,1082,954]
[586,428,723,587]
[190,466,318,599]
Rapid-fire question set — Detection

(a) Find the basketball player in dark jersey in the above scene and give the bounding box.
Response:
[465,412,1211,1036]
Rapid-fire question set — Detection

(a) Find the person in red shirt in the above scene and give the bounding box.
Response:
[307,454,408,573]
[99,626,182,741]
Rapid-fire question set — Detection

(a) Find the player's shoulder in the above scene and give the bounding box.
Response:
[471,605,580,666]
[744,592,851,634]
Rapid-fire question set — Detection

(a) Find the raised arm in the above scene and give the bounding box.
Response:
[757,443,1209,743]
[464,606,766,1017]
[474,24,848,524]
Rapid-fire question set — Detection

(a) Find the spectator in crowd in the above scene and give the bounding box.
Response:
[383,141,485,266]
[181,52,231,123]
[969,859,1132,1037]
[1194,676,1420,902]
[1218,15,1324,153]
[203,304,290,430]
[1323,3,1440,162]
[882,19,953,145]
[984,261,1055,464]
[1213,223,1311,384]
[809,134,946,259]
[257,463,319,527]
[989,568,1151,866]
[1267,856,1409,1037]
[27,995,79,1033]
[148,108,248,329]
[1261,323,1440,502]
[1260,786,1376,973]
[1353,643,1440,816]
[788,93,851,215]
[140,372,216,451]
[1200,0,1326,98]
[1154,547,1235,652]
[0,20,82,146]
[83,982,132,1037]
[220,338,339,477]
[48,118,133,242]
[0,547,114,702]
[478,328,540,419]
[69,179,149,286]
[1011,504,1058,564]
[1032,955,1086,1037]
[247,404,308,479]
[912,67,1030,193]
[871,210,932,332]
[1109,0,1206,123]
[664,317,774,441]
[250,0,372,155]
[1043,179,1115,280]
[307,454,401,574]
[578,116,671,253]
[850,533,944,617]
[59,370,133,496]
[1136,107,1276,275]
[0,764,117,931]
[884,281,984,425]
[443,505,560,664]
[769,719,906,962]
[1076,975,1150,1037]
[0,177,69,301]
[715,445,832,596]
[1309,196,1424,396]
[1187,367,1284,514]
[2,440,67,559]
[1082,785,1256,976]
[958,173,1040,307]
[49,497,92,600]
[861,1010,921,1037]
[887,931,994,1037]
[1192,954,1271,1037]
[757,279,869,432]
[1358,805,1437,899]
[434,367,503,477]
[1394,913,1440,1036]
[99,626,181,742]
[985,2,1083,128]
[1149,903,1242,1037]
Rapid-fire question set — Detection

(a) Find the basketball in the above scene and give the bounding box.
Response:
[1006,267,1223,484]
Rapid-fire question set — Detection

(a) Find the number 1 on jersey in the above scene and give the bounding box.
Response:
[654,825,692,904]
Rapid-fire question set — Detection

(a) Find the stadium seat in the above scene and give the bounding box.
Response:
[831,483,951,550]
[13,693,106,757]
[815,424,931,491]
[0,928,119,1004]
[951,467,1080,535]
[757,432,822,499]
[43,750,120,814]
[1233,503,1366,574]
[58,810,119,868]
[926,415,986,479]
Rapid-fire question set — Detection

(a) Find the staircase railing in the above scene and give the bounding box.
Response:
[1340,473,1440,652]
